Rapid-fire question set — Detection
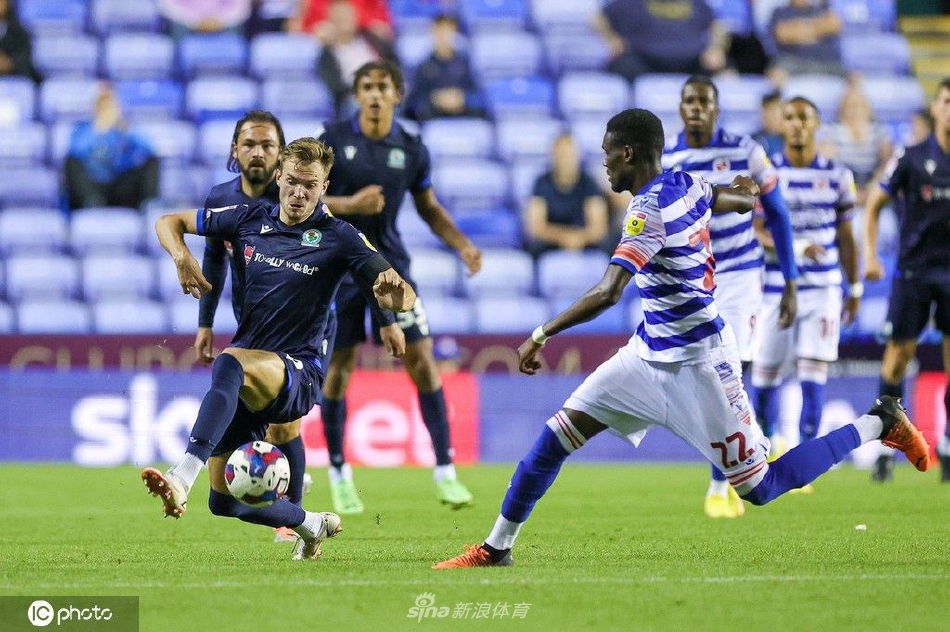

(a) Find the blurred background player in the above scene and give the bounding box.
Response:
[662,76,799,519]
[863,77,950,483]
[316,60,483,514]
[751,97,862,491]
[432,107,928,570]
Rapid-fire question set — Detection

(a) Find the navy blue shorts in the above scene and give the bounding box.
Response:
[885,271,950,341]
[211,352,325,457]
[333,277,429,349]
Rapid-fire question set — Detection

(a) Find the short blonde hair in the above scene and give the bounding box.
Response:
[280,137,335,173]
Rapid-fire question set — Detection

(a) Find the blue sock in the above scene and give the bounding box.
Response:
[275,436,306,505]
[419,388,452,466]
[799,380,824,442]
[711,464,726,481]
[878,377,903,400]
[208,489,306,528]
[186,354,244,462]
[321,397,346,468]
[742,425,860,505]
[751,384,780,437]
[501,425,570,522]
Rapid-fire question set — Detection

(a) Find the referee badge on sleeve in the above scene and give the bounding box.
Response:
[625,211,648,236]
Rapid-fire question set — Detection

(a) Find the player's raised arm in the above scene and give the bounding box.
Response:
[155,210,211,299]
[413,188,482,275]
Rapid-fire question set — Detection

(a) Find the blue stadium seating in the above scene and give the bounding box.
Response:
[408,248,460,296]
[461,248,534,298]
[781,74,849,121]
[632,73,689,118]
[281,118,323,144]
[420,296,476,334]
[103,33,176,81]
[568,115,611,166]
[831,0,896,32]
[92,298,169,333]
[558,71,630,120]
[484,76,556,119]
[475,295,550,333]
[431,158,510,210]
[132,119,196,166]
[249,33,320,79]
[422,117,495,160]
[186,76,259,123]
[707,0,754,35]
[197,119,239,167]
[0,207,68,256]
[531,0,601,35]
[261,78,334,118]
[0,301,13,332]
[39,77,100,122]
[495,116,563,163]
[454,209,522,249]
[395,28,438,73]
[16,298,92,333]
[19,0,87,35]
[168,294,238,334]
[553,297,627,334]
[863,75,926,123]
[0,167,60,207]
[33,34,100,78]
[841,33,911,74]
[0,122,47,167]
[116,80,185,120]
[537,250,610,301]
[389,0,452,32]
[395,198,443,249]
[82,254,155,300]
[156,164,212,207]
[460,0,529,32]
[69,207,145,256]
[471,31,543,81]
[178,32,249,78]
[510,159,548,209]
[543,30,611,75]
[5,254,81,301]
[0,77,36,124]
[91,0,162,36]
[856,295,889,337]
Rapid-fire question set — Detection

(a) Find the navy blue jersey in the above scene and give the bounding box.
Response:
[198,177,280,326]
[196,199,387,360]
[318,117,432,274]
[880,135,950,276]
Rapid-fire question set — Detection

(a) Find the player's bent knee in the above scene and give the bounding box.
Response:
[208,489,242,517]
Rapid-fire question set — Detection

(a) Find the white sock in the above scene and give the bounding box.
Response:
[328,463,353,485]
[852,414,884,444]
[292,511,325,539]
[168,453,203,492]
[433,464,457,483]
[706,480,728,497]
[485,514,522,551]
[938,436,950,457]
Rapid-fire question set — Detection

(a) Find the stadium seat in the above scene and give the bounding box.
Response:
[510,159,548,209]
[495,116,563,164]
[856,295,889,338]
[70,207,145,255]
[0,207,68,256]
[132,119,196,166]
[421,118,495,160]
[156,164,212,207]
[474,295,550,333]
[16,298,91,333]
[0,301,13,333]
[103,33,176,81]
[461,0,528,32]
[537,250,610,301]
[543,30,611,74]
[484,76,556,119]
[261,78,334,119]
[395,198,443,249]
[531,0,601,35]
[197,119,240,168]
[168,294,238,334]
[155,237,207,299]
[0,167,59,207]
[178,32,249,78]
[91,0,162,36]
[33,34,99,78]
[706,0,754,35]
[408,248,460,296]
[471,31,543,81]
[432,158,509,210]
[82,254,155,300]
[0,77,36,124]
[631,73,689,118]
[841,33,911,75]
[116,80,185,120]
[454,210,522,249]
[186,76,259,123]
[461,247,534,298]
[18,0,87,35]
[395,28,439,73]
[92,298,169,333]
[280,118,323,144]
[0,121,46,167]
[558,71,630,120]
[249,33,320,79]
[831,0,896,32]
[39,77,100,123]
[568,115,611,166]
[419,296,476,334]
[716,75,774,119]
[5,254,81,301]
[862,75,926,123]
[553,297,627,333]
[781,74,849,120]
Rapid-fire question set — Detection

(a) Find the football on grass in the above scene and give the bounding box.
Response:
[225,441,291,507]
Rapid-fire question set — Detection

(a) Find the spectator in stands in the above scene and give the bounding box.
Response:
[404,14,486,123]
[594,0,729,84]
[292,0,393,43]
[0,0,39,82]
[63,85,159,211]
[752,91,784,159]
[157,0,252,39]
[767,0,845,85]
[524,134,610,258]
[819,81,893,205]
[309,0,397,117]
[245,0,298,38]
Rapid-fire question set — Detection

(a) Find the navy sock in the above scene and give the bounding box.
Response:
[710,464,727,481]
[751,384,780,437]
[321,397,346,468]
[501,425,570,522]
[186,354,244,462]
[208,489,306,528]
[742,425,860,505]
[276,436,306,505]
[878,378,903,400]
[419,388,452,465]
[799,380,824,442]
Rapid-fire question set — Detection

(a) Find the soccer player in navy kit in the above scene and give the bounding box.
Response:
[864,77,950,482]
[142,138,416,560]
[315,60,483,513]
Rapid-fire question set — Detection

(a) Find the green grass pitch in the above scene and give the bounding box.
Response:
[2,463,948,630]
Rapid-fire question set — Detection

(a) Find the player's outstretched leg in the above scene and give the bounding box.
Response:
[433,412,584,569]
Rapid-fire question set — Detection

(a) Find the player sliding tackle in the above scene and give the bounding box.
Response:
[433,108,930,569]
[142,137,415,561]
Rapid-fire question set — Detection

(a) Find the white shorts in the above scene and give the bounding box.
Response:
[564,340,771,493]
[714,268,763,363]
[753,286,842,366]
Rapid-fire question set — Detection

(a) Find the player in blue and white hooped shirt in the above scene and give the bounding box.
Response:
[663,76,800,519]
[750,96,862,481]
[432,108,928,569]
